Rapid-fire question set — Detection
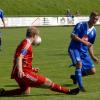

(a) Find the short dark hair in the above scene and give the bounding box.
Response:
[90,11,99,17]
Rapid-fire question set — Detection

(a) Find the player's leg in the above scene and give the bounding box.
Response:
[0,88,24,96]
[15,77,30,95]
[22,70,79,95]
[24,87,31,95]
[81,67,96,77]
[70,68,93,85]
[81,55,96,76]
[88,67,96,75]
[70,54,96,92]
[68,48,77,84]
[68,49,84,91]
[44,78,70,94]
[44,78,79,95]
[0,77,29,96]
[73,54,96,78]
[0,88,30,96]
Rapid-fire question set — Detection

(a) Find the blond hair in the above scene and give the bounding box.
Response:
[26,26,39,37]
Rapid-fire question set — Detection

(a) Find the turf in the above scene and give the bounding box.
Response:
[0,26,100,100]
[0,0,100,16]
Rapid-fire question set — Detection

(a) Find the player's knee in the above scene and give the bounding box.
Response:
[76,62,82,68]
[44,78,52,87]
[24,87,30,95]
[91,70,96,75]
[91,68,96,75]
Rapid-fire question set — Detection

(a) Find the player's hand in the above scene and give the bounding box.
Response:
[83,41,92,47]
[18,70,25,78]
[92,56,100,64]
[32,67,40,73]
[82,37,92,47]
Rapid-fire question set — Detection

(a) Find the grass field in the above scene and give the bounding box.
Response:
[0,0,100,16]
[0,26,100,100]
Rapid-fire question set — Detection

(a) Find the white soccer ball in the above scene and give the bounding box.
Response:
[34,35,42,45]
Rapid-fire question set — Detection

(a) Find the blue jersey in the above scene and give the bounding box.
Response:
[69,22,96,54]
[0,9,4,19]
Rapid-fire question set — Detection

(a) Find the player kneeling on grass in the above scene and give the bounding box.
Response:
[0,26,79,96]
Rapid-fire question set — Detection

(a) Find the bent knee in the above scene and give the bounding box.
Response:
[91,68,96,75]
[91,70,96,75]
[44,78,52,87]
[23,87,31,95]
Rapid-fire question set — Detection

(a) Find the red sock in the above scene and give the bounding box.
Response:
[50,83,70,94]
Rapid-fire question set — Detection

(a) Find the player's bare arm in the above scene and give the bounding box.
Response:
[16,54,25,78]
[71,34,92,47]
[88,45,100,64]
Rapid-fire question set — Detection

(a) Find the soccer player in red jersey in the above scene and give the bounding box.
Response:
[0,26,79,96]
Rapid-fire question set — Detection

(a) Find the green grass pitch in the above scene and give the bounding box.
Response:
[0,0,100,15]
[0,26,100,100]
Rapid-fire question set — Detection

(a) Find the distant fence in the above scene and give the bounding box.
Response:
[0,16,100,27]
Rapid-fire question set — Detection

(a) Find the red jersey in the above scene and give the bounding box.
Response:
[11,38,33,78]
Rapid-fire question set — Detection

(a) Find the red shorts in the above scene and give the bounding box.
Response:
[14,69,46,90]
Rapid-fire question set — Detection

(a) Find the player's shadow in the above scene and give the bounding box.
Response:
[4,83,74,88]
[0,93,65,97]
[62,83,76,87]
[4,84,49,89]
[4,84,18,87]
[1,84,75,97]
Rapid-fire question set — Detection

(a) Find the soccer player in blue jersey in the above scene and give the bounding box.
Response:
[68,11,100,92]
[0,9,6,50]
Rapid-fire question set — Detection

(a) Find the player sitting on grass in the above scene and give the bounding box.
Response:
[0,26,79,96]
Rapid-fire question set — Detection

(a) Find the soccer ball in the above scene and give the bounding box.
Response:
[34,35,42,45]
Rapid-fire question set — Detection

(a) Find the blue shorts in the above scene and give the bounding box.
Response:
[68,48,95,71]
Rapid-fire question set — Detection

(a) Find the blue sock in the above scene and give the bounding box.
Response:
[75,68,83,89]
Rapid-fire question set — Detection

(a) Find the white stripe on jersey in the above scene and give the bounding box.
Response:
[86,22,94,35]
[21,38,32,55]
[24,38,31,50]
[25,73,38,82]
